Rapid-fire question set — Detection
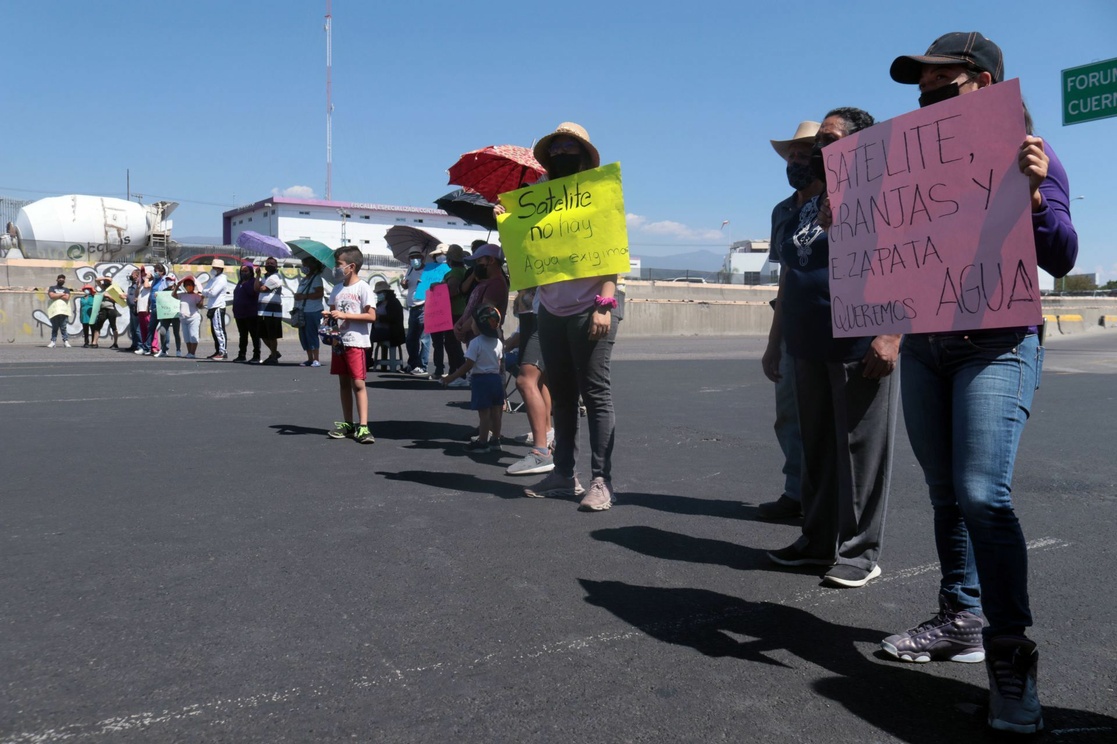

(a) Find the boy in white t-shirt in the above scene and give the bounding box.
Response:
[323,246,377,444]
[442,304,504,453]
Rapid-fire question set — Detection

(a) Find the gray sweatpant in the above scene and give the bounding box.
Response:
[792,357,898,572]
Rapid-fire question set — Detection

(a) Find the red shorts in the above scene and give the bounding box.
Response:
[330,345,367,380]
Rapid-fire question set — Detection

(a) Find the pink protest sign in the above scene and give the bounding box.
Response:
[423,283,454,333]
[825,79,1041,338]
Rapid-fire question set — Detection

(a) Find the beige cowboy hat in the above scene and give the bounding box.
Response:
[429,243,449,257]
[533,122,601,173]
[211,258,226,269]
[770,121,820,161]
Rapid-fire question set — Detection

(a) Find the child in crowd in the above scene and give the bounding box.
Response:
[442,304,505,453]
[323,246,377,444]
[79,285,96,347]
[172,275,204,358]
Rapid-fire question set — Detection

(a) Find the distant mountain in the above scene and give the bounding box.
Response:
[635,249,724,272]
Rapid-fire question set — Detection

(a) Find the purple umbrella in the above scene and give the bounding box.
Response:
[236,230,292,259]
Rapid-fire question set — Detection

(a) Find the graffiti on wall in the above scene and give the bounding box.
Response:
[22,260,400,341]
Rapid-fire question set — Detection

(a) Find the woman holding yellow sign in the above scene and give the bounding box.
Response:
[517,122,620,512]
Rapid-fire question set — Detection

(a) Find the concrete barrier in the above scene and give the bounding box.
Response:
[3,260,1115,345]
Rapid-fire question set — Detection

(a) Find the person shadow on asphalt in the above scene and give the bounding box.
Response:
[579,580,1117,743]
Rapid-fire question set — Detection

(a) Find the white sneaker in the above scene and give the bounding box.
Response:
[135,349,145,355]
[185,353,196,359]
[47,341,56,348]
[448,377,469,388]
[176,350,183,357]
[506,449,555,476]
[64,341,72,348]
[410,367,429,377]
[155,351,167,358]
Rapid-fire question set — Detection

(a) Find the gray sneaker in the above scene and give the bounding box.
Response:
[985,636,1043,734]
[578,477,614,511]
[506,449,555,476]
[524,471,585,499]
[881,594,986,663]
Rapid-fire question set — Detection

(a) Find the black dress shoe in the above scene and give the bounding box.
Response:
[757,494,803,520]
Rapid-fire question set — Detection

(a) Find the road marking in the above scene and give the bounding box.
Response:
[0,389,304,405]
[0,536,1082,743]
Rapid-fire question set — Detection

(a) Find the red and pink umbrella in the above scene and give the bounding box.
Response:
[447,145,545,204]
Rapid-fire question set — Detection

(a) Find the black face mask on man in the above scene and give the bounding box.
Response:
[786,161,816,191]
[919,82,961,109]
[473,264,489,280]
[548,154,583,179]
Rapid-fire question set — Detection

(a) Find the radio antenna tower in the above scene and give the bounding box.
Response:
[325,0,333,201]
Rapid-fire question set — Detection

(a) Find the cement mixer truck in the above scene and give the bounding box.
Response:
[3,195,178,261]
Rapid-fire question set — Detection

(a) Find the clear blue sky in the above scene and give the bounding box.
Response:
[5,1,1114,278]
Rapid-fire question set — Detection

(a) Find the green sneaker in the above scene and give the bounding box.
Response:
[328,422,355,439]
[354,425,376,444]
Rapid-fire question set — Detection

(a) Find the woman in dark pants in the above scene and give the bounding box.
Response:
[518,122,620,512]
[231,263,261,362]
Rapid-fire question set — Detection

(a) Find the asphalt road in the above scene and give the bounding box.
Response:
[2,333,1115,743]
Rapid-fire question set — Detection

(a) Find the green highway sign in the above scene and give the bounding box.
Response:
[1062,57,1117,125]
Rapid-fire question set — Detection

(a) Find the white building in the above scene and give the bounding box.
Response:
[222,197,490,265]
[723,239,780,285]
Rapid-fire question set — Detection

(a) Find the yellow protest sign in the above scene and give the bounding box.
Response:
[496,162,629,291]
[103,283,126,307]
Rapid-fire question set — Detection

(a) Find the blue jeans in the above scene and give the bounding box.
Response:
[900,331,1042,636]
[298,310,322,351]
[128,305,140,347]
[405,305,426,369]
[774,339,802,500]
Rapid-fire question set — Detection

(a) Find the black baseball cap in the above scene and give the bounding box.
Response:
[890,32,1004,85]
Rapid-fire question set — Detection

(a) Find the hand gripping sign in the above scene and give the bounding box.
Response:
[825,79,1041,338]
[497,163,630,291]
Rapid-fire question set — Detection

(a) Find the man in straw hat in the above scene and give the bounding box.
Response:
[757,121,823,522]
[879,32,1078,736]
[204,258,229,360]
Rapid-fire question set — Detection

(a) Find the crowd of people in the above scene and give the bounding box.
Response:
[40,31,1080,737]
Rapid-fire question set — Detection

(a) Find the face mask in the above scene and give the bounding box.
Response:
[332,266,346,282]
[56,279,65,286]
[786,161,816,191]
[548,154,582,179]
[919,82,961,108]
[435,256,447,264]
[375,293,385,303]
[409,257,422,269]
[474,264,489,280]
[265,265,278,275]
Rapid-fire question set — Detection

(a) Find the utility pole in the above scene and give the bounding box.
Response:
[325,0,333,201]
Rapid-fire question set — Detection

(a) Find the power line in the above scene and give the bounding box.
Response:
[0,186,234,208]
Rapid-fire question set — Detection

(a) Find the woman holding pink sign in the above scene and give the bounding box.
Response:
[879,32,1078,736]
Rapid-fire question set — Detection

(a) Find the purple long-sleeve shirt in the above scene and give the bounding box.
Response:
[232,278,260,319]
[1032,141,1078,279]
